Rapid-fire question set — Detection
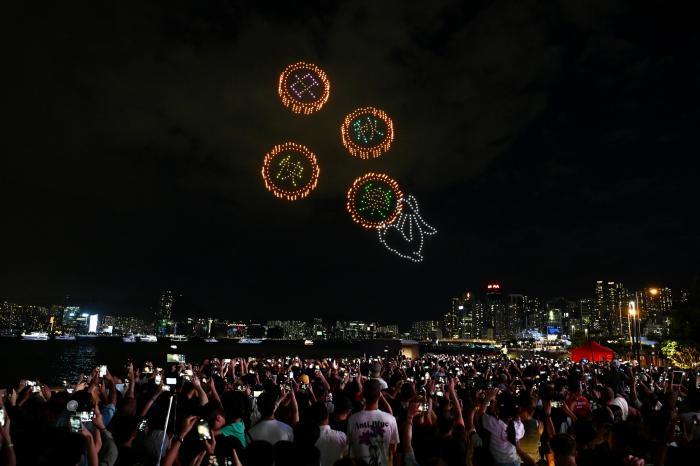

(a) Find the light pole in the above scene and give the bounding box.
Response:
[628,301,639,362]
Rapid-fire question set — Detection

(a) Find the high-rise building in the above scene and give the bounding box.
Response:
[460,292,475,338]
[411,320,438,340]
[636,286,672,336]
[443,299,461,339]
[506,294,527,337]
[593,281,628,336]
[485,283,508,340]
[62,307,89,334]
[156,290,175,335]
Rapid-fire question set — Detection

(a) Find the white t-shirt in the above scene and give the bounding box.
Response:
[371,377,389,390]
[610,396,629,421]
[347,409,399,466]
[248,419,294,445]
[316,425,347,466]
[482,413,524,464]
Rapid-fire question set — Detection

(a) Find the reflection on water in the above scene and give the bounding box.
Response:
[1,338,400,386]
[57,344,97,383]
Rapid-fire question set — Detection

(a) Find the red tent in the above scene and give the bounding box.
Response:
[570,340,615,362]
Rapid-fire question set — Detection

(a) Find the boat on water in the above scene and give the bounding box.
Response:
[54,334,76,341]
[204,337,218,343]
[168,334,189,342]
[304,339,314,346]
[122,334,136,343]
[139,335,158,343]
[77,333,99,339]
[238,338,263,344]
[22,332,49,341]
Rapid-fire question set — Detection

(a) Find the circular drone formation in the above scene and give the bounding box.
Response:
[261,142,320,201]
[346,172,403,229]
[341,107,394,159]
[267,61,436,260]
[278,62,330,115]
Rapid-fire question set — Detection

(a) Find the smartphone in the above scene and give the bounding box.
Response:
[99,365,107,378]
[551,401,562,408]
[70,415,82,433]
[253,390,263,398]
[166,377,177,385]
[197,419,212,440]
[167,354,186,363]
[672,371,684,384]
[143,366,153,374]
[79,411,94,422]
[162,385,170,392]
[155,374,162,385]
[115,383,126,394]
[0,408,4,427]
[137,419,148,432]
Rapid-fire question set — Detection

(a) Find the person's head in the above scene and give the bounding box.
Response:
[305,401,329,425]
[37,430,86,466]
[257,391,277,419]
[221,390,248,422]
[110,415,139,445]
[293,419,321,447]
[244,440,275,466]
[363,379,382,407]
[72,389,96,412]
[371,362,382,378]
[495,391,517,423]
[204,402,227,430]
[550,433,576,465]
[333,394,352,418]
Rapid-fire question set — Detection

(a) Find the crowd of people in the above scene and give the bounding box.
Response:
[0,352,698,466]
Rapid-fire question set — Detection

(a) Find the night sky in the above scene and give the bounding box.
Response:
[4,1,699,322]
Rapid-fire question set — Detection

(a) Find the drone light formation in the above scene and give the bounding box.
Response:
[341,107,394,159]
[262,142,320,201]
[278,62,330,115]
[346,173,403,229]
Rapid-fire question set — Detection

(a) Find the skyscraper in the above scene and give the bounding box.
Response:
[593,281,628,336]
[156,289,174,335]
[485,283,507,340]
[637,286,672,336]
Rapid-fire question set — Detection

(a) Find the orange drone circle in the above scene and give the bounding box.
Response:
[346,173,403,229]
[341,107,395,159]
[278,62,330,115]
[262,142,320,201]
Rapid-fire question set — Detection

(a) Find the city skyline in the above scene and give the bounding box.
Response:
[0,279,687,330]
[4,2,699,322]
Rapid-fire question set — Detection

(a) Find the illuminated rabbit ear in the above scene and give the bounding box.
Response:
[377,194,437,262]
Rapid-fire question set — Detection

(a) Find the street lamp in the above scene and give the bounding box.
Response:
[628,301,640,362]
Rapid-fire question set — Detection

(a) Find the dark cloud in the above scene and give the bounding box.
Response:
[2,0,699,321]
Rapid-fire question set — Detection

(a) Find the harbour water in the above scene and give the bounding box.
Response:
[0,337,401,386]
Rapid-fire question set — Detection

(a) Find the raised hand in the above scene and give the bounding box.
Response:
[203,435,216,454]
[179,415,198,438]
[92,406,106,431]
